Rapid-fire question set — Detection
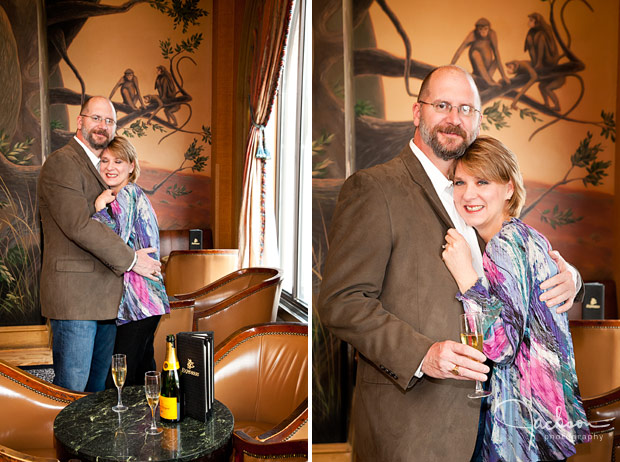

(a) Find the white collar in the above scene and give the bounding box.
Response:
[74,135,100,168]
[408,139,452,197]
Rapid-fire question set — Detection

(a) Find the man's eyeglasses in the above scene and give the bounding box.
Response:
[418,101,480,118]
[80,114,117,126]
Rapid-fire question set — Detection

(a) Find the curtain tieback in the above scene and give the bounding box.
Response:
[250,103,271,160]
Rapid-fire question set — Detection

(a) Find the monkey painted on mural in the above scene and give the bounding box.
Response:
[451,17,509,88]
[109,69,144,110]
[148,65,181,126]
[505,60,538,109]
[523,12,565,111]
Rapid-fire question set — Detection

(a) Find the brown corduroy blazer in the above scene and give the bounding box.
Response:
[37,138,135,320]
[318,145,482,461]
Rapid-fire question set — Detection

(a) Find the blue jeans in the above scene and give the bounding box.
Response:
[50,319,117,392]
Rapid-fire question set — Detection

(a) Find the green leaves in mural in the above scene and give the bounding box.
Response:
[159,33,203,59]
[355,100,376,117]
[50,120,64,130]
[570,131,612,188]
[312,132,335,178]
[600,110,616,142]
[166,184,192,199]
[481,101,511,131]
[184,138,208,172]
[584,160,611,187]
[149,0,209,33]
[571,132,602,168]
[122,120,167,138]
[520,131,611,225]
[159,39,175,59]
[0,243,37,317]
[481,102,542,131]
[540,206,582,230]
[517,107,542,123]
[201,125,212,145]
[0,130,34,166]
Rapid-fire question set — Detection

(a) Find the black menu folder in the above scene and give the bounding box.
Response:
[176,331,215,422]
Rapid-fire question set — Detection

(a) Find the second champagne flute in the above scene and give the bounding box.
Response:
[459,312,491,399]
[145,371,163,435]
[111,354,128,412]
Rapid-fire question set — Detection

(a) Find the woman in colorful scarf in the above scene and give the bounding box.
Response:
[441,136,589,462]
[93,135,170,387]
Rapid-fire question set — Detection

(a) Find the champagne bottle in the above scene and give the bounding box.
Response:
[160,334,182,422]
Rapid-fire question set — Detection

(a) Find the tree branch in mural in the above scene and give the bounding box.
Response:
[519,132,611,227]
[141,138,209,198]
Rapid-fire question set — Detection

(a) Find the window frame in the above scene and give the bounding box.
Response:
[273,0,309,322]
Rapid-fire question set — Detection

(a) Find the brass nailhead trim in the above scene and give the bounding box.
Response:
[215,331,307,365]
[0,371,73,404]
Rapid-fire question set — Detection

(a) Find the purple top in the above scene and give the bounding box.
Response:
[458,218,590,462]
[92,183,170,324]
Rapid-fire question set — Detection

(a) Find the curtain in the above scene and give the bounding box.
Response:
[238,0,294,268]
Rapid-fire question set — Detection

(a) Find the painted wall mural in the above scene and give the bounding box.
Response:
[52,0,213,231]
[313,0,617,442]
[0,0,212,326]
[0,0,46,325]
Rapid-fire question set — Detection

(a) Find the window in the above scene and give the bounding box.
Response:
[272,0,310,320]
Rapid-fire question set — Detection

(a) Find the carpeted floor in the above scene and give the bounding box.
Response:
[21,365,55,383]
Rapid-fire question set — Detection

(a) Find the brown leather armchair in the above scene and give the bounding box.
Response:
[568,418,615,462]
[0,360,86,461]
[153,299,195,370]
[569,320,620,459]
[163,249,239,296]
[213,323,308,461]
[233,435,308,461]
[174,268,283,348]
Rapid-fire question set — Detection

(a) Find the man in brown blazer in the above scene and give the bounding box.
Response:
[38,96,161,392]
[318,66,580,461]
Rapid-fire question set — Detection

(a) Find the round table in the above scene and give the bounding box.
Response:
[54,386,233,462]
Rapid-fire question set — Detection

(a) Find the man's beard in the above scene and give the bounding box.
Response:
[418,118,474,161]
[82,126,112,150]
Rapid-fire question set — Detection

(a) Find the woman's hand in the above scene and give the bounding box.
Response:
[442,228,478,293]
[95,189,116,212]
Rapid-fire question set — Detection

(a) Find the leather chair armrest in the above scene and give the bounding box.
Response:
[0,443,59,462]
[0,360,87,403]
[233,431,308,462]
[582,386,620,423]
[258,400,308,443]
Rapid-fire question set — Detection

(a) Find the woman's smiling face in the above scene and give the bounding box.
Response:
[453,162,514,242]
[99,149,133,193]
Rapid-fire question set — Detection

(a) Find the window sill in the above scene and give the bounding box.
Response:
[277,291,308,323]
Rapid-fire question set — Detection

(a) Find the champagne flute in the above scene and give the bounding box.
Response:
[145,371,163,435]
[111,354,128,412]
[459,312,491,399]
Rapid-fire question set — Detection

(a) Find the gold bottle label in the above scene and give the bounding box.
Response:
[160,396,178,420]
[163,359,179,371]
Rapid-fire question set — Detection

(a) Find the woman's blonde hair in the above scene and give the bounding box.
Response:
[105,135,140,183]
[452,136,526,218]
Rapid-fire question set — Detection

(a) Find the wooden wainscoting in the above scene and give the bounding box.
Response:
[312,443,353,462]
[0,324,52,366]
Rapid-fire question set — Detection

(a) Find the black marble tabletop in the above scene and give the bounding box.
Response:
[54,386,234,462]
